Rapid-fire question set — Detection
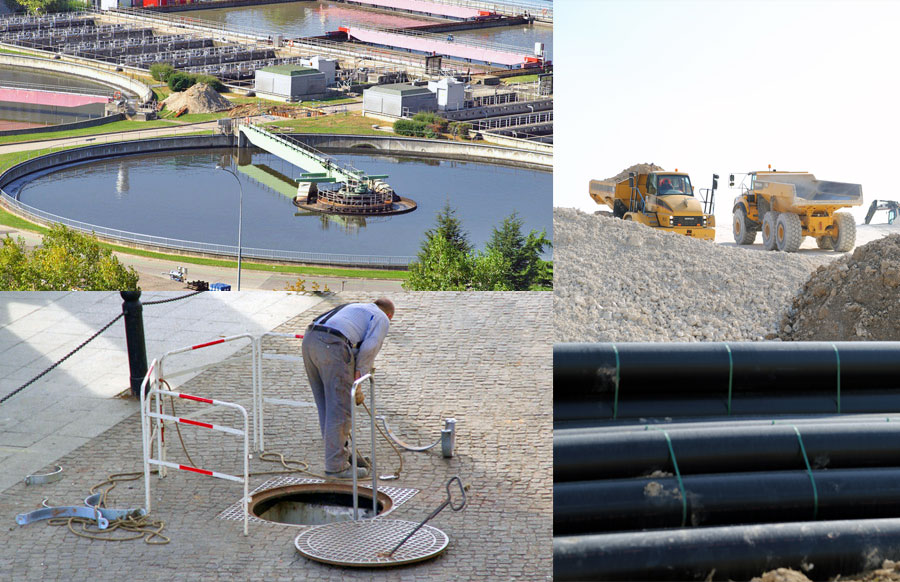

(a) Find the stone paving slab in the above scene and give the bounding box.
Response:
[0,291,552,580]
[0,291,324,494]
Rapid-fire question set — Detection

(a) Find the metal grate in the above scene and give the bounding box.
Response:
[217,477,418,525]
[294,519,449,567]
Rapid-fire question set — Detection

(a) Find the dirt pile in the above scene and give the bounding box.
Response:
[780,234,900,340]
[554,207,823,342]
[161,83,233,114]
[603,162,665,184]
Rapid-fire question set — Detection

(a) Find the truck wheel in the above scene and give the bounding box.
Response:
[775,213,803,252]
[733,207,758,245]
[613,199,627,219]
[833,212,857,252]
[762,212,779,251]
[816,236,834,250]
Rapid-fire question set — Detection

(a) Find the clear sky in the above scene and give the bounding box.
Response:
[553,0,900,226]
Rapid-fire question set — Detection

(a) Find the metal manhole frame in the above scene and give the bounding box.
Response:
[294,519,450,568]
[216,476,418,527]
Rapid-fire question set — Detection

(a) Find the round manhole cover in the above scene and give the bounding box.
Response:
[294,519,450,567]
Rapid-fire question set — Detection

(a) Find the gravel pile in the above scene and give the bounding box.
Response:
[161,83,232,114]
[553,207,824,342]
[780,234,900,340]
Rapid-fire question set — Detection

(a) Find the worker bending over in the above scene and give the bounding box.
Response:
[302,298,394,479]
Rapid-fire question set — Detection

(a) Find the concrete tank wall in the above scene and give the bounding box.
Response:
[0,53,154,104]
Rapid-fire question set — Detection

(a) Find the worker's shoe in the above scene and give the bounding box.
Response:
[325,466,369,480]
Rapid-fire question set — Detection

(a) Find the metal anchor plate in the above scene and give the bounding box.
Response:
[24,465,63,486]
[17,505,109,530]
[84,493,148,521]
[294,519,449,567]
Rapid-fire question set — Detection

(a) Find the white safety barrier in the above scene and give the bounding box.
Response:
[139,331,384,532]
[140,338,254,536]
[253,332,310,452]
[351,373,378,520]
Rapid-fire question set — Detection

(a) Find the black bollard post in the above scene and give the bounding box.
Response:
[121,290,149,399]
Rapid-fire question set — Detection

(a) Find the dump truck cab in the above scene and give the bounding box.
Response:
[731,170,862,252]
[589,170,716,240]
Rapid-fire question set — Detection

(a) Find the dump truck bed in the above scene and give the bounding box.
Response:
[754,173,863,210]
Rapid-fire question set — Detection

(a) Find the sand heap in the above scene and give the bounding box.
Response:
[161,83,232,114]
[553,207,823,342]
[780,234,900,340]
[602,162,665,184]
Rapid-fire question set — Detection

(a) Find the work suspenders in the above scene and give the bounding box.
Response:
[313,303,350,326]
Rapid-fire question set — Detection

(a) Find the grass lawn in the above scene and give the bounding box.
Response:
[0,205,408,279]
[501,74,541,85]
[0,119,180,145]
[158,110,231,123]
[261,112,384,135]
[300,96,362,107]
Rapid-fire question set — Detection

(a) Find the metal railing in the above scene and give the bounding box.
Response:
[472,109,552,130]
[0,79,116,99]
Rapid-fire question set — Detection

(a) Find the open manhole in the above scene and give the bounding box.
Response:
[249,483,393,526]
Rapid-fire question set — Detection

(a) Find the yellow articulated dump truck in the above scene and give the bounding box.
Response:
[731,170,863,252]
[589,170,716,240]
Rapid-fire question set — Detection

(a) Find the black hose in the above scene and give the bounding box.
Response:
[555,467,900,534]
[555,422,900,481]
[554,342,900,401]
[554,517,900,581]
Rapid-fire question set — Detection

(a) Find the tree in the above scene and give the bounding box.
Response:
[486,212,553,290]
[0,225,139,291]
[14,0,55,14]
[403,235,471,291]
[469,247,512,291]
[422,201,471,255]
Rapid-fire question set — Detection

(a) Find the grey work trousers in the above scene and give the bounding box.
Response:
[301,329,355,473]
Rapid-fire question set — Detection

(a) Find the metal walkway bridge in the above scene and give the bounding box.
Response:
[237,122,389,191]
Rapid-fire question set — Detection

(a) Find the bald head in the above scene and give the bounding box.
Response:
[374,297,394,320]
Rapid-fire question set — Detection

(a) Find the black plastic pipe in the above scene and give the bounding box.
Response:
[556,412,900,432]
[555,342,900,401]
[121,290,148,398]
[554,518,900,581]
[555,467,900,535]
[555,422,900,481]
[554,390,900,421]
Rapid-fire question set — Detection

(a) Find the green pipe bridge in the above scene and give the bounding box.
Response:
[237,122,389,192]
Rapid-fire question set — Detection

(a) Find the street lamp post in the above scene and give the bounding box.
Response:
[215,164,243,291]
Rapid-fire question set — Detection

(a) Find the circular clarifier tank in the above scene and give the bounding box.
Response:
[249,483,393,526]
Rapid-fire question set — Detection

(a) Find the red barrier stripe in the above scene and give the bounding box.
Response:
[180,464,213,476]
[192,339,225,350]
[295,334,304,339]
[179,393,214,404]
[180,418,213,430]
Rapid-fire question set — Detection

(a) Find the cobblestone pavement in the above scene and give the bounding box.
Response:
[0,291,552,581]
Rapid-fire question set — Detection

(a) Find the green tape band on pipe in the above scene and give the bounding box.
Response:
[793,425,819,520]
[833,343,842,414]
[656,429,687,528]
[724,343,733,415]
[612,344,620,420]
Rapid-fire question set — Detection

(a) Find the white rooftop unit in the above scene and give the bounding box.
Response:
[426,78,465,112]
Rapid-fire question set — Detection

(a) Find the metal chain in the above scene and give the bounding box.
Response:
[0,291,204,405]
[142,290,205,305]
[0,313,123,405]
